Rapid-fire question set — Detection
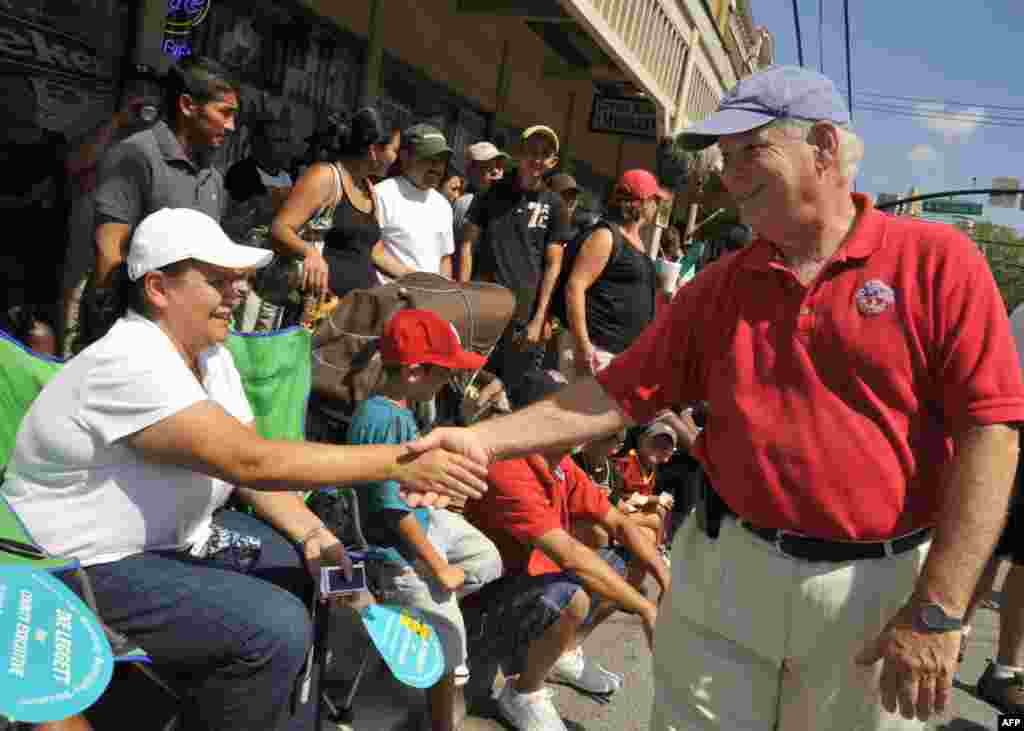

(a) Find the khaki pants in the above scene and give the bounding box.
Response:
[651,516,928,731]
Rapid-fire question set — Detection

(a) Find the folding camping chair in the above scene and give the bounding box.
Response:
[226,326,385,728]
[0,330,181,730]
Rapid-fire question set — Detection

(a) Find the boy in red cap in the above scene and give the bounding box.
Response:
[347,308,503,730]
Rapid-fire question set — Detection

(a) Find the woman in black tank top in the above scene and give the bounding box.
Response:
[561,169,664,377]
[271,108,400,298]
[322,180,381,297]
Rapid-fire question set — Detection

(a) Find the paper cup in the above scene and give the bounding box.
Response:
[656,257,682,294]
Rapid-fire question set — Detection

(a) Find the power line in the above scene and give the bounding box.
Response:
[855,103,1024,123]
[817,0,824,75]
[856,102,1024,124]
[792,0,805,67]
[843,0,853,122]
[855,90,1024,113]
[857,104,1024,128]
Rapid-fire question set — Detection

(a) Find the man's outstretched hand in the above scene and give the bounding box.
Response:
[400,428,493,505]
[393,440,489,503]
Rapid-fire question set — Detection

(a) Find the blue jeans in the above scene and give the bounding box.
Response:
[462,545,629,671]
[83,510,315,731]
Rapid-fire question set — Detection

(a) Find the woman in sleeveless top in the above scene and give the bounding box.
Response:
[560,168,665,379]
[271,107,401,298]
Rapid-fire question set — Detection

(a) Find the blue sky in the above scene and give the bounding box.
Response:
[751,0,1024,232]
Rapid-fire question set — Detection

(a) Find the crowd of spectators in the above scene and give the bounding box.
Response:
[1,52,723,731]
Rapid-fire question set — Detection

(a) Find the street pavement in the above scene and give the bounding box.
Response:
[330,564,1012,731]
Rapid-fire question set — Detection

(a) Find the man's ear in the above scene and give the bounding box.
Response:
[808,122,839,169]
[545,154,560,171]
[142,271,171,312]
[177,93,198,121]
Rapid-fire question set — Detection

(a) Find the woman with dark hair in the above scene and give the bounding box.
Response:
[559,169,665,379]
[271,107,400,299]
[437,165,465,205]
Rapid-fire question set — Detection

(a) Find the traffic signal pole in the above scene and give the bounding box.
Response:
[876,189,1020,212]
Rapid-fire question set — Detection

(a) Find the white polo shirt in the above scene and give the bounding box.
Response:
[3,311,253,566]
[375,175,455,282]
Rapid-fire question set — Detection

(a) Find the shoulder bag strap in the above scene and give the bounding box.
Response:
[322,162,343,219]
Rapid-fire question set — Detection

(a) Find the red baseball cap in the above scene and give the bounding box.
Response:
[380,309,487,370]
[614,169,671,201]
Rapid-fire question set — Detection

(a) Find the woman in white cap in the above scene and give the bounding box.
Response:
[1,209,487,731]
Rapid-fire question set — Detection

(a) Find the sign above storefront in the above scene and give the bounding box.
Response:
[0,11,115,84]
[163,0,212,59]
[165,0,212,36]
[589,93,657,139]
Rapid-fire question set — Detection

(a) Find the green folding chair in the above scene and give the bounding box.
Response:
[224,325,312,443]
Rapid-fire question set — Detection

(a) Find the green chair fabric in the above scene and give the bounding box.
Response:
[0,331,62,476]
[225,326,312,442]
[0,332,71,573]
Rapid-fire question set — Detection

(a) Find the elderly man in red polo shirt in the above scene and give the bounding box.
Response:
[411,65,1024,730]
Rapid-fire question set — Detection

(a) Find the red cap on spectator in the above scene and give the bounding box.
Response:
[380,309,487,370]
[614,169,671,201]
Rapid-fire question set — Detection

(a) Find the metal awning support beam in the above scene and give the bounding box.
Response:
[555,0,693,138]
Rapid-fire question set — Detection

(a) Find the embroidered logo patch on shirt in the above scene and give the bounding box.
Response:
[854,279,895,316]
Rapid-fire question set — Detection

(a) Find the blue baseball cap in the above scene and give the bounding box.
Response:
[678,66,850,150]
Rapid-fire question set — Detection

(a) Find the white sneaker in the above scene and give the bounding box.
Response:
[548,646,620,694]
[497,682,568,731]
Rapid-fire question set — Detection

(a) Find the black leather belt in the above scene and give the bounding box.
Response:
[739,521,932,563]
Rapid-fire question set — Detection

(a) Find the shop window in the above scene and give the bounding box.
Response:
[0,0,133,139]
[189,1,362,168]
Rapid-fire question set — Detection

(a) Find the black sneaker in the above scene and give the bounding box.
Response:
[976,660,1024,714]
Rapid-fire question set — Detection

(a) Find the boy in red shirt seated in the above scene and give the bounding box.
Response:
[463,370,670,731]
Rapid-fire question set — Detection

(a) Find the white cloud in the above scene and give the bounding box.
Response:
[907,144,938,163]
[907,144,943,185]
[914,102,987,143]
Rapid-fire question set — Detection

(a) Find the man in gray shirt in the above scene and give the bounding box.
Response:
[92,56,239,292]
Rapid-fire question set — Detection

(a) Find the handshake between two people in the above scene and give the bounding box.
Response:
[394,375,509,509]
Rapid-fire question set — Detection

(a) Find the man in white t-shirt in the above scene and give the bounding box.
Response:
[374,124,456,282]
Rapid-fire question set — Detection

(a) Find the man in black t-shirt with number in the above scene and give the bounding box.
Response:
[458,125,573,405]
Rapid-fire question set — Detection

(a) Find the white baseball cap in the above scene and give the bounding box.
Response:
[127,208,274,281]
[466,141,510,162]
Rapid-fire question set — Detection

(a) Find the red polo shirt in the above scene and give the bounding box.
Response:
[597,194,1024,540]
[465,455,612,576]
